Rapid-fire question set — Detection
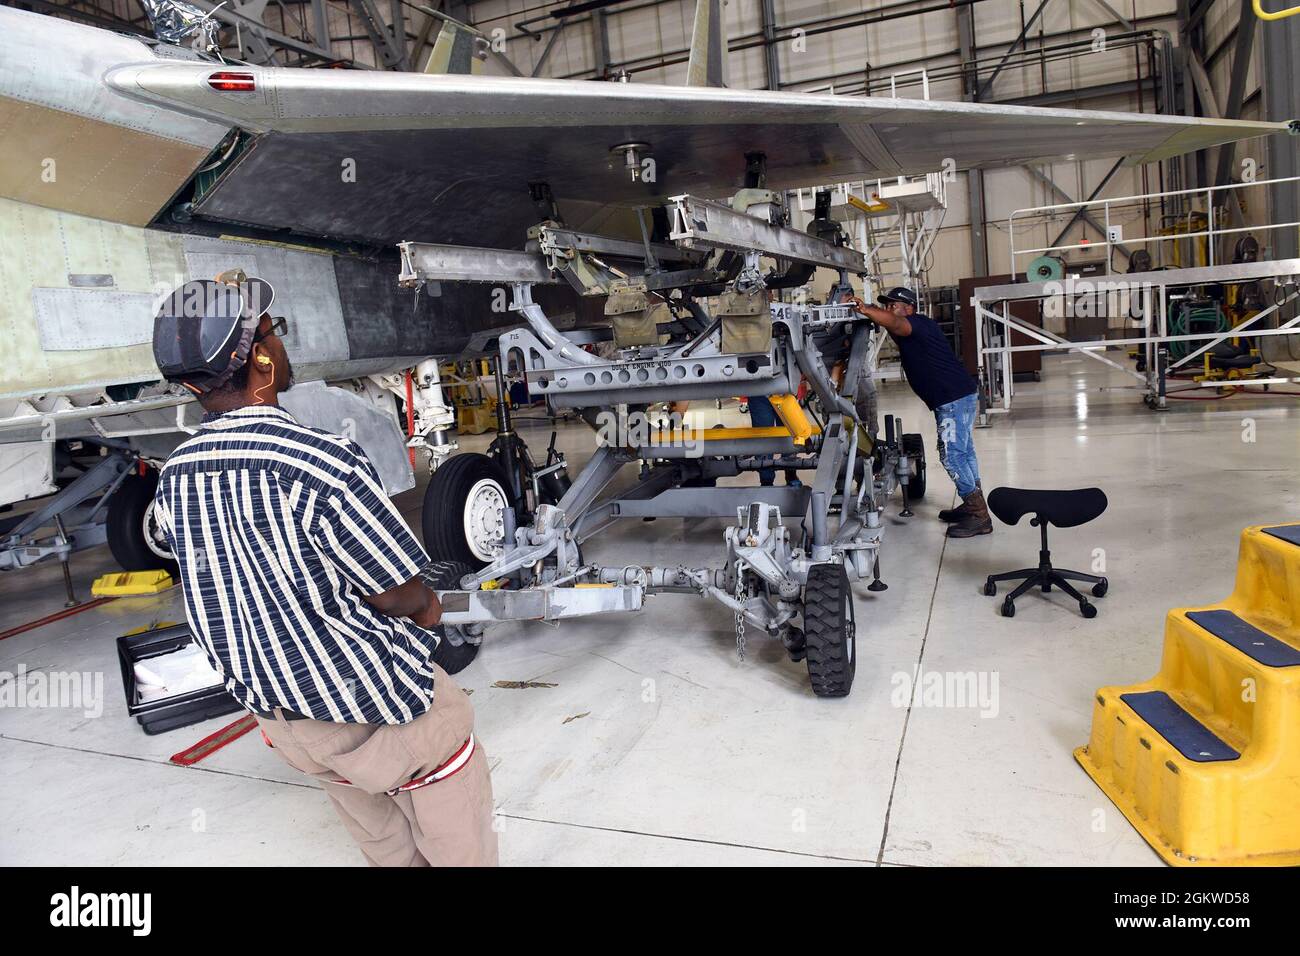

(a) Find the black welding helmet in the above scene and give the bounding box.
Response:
[152,271,275,394]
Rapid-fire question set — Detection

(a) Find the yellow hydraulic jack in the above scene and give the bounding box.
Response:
[1076,523,1300,866]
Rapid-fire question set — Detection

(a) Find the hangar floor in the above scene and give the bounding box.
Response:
[2,355,1297,866]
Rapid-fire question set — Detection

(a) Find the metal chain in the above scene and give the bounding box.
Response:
[734,558,747,661]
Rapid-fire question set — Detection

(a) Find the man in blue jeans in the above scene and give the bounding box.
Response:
[747,395,802,487]
[852,287,992,538]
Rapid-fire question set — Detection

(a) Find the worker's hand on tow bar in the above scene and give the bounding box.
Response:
[362,575,443,629]
[409,588,443,630]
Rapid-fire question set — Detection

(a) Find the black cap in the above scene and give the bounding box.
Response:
[877,286,918,308]
[152,272,275,395]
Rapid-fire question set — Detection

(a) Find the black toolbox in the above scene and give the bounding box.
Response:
[117,623,242,735]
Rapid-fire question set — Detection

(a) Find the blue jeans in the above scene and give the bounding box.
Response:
[933,393,981,497]
[747,396,799,486]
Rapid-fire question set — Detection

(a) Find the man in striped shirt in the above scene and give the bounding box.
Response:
[151,275,497,866]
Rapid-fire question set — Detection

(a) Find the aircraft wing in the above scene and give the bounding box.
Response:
[104,62,1293,248]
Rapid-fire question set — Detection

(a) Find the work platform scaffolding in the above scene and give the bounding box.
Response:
[791,170,948,385]
[973,175,1300,417]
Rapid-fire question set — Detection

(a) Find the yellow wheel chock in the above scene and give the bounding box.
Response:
[91,569,174,596]
[1076,523,1300,865]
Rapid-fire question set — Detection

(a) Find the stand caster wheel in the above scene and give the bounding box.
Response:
[1092,578,1108,598]
[1000,598,1015,618]
[783,626,807,663]
[1080,601,1098,619]
[982,579,997,596]
[804,564,855,698]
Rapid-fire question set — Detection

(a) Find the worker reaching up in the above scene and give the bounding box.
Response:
[852,287,992,538]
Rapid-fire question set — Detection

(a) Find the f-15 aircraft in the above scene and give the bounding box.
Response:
[0,2,1291,576]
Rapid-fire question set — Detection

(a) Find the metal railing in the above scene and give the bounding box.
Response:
[887,67,930,100]
[1008,175,1300,274]
[969,258,1300,417]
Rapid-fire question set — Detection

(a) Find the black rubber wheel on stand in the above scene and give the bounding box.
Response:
[422,560,481,674]
[106,471,177,574]
[804,562,856,698]
[901,433,927,500]
[421,453,515,570]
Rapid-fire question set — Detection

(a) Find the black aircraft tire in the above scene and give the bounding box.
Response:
[902,433,927,500]
[421,454,514,570]
[106,472,177,573]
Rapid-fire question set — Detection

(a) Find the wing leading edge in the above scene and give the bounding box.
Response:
[104,61,1294,247]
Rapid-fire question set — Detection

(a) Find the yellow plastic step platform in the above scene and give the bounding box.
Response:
[1075,522,1300,866]
[91,569,174,596]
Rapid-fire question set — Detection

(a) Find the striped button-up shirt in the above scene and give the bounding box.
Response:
[154,404,437,724]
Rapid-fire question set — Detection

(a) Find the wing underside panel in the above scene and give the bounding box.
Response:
[104,61,1292,247]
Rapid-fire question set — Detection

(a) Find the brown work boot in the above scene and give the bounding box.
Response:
[946,489,993,538]
[938,483,981,523]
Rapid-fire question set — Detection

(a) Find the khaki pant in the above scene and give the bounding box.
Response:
[256,664,498,867]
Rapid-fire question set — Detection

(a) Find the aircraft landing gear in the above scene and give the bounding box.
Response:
[107,471,176,573]
[421,453,514,570]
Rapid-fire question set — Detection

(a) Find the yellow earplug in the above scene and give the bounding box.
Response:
[257,355,272,366]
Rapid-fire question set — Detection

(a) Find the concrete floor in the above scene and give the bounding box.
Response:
[3,355,1298,866]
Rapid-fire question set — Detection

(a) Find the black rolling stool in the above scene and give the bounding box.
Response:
[982,487,1109,618]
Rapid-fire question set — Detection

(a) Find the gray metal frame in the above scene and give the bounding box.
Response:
[0,447,135,571]
[666,194,867,273]
[404,192,922,655]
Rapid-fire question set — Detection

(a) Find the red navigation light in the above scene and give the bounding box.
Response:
[208,71,256,93]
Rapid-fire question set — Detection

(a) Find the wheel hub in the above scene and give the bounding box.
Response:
[463,478,507,562]
[141,500,175,561]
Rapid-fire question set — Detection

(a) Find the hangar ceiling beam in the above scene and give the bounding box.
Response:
[1083,0,1135,32]
[181,0,349,65]
[390,0,408,68]
[957,2,988,276]
[760,0,780,91]
[346,0,410,69]
[975,0,1052,101]
[1211,0,1257,189]
[1262,7,1300,259]
[310,0,330,49]
[530,0,580,76]
[592,7,610,77]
